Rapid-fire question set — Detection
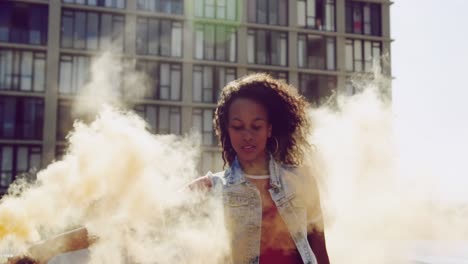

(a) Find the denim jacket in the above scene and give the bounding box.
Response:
[210,157,319,264]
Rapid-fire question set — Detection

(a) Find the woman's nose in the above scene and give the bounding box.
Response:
[242,130,253,141]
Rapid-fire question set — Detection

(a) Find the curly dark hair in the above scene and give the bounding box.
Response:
[214,73,311,168]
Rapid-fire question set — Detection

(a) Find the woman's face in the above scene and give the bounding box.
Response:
[227,98,272,166]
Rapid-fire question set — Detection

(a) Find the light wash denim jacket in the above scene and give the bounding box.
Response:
[210,157,319,264]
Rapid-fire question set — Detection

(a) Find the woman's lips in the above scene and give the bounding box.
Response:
[241,145,256,153]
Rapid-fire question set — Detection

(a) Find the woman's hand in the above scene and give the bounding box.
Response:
[7,255,41,264]
[187,175,213,191]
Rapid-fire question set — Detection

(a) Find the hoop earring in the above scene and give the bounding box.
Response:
[269,137,279,155]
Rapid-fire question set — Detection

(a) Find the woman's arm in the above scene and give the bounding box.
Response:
[9,227,96,264]
[307,228,330,264]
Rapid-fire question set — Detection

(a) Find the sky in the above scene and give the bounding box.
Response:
[391,0,468,201]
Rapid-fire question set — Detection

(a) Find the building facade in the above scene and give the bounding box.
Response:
[0,0,392,194]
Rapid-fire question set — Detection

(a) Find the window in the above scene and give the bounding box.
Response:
[134,105,181,134]
[194,24,237,62]
[133,60,182,101]
[297,0,335,31]
[0,49,46,92]
[247,69,288,82]
[61,10,125,51]
[298,34,335,70]
[199,151,223,175]
[62,0,125,8]
[299,73,336,106]
[136,18,182,57]
[346,1,381,36]
[0,97,44,140]
[345,39,381,72]
[248,0,287,26]
[137,0,183,14]
[57,103,72,140]
[247,29,287,66]
[192,108,216,146]
[0,145,41,191]
[59,55,91,94]
[193,66,236,103]
[0,2,48,45]
[195,0,237,20]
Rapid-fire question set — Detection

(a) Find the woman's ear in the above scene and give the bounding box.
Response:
[268,124,272,138]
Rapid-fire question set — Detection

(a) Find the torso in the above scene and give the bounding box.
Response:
[248,178,303,264]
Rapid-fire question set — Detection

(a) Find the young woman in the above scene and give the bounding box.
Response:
[192,73,329,264]
[9,74,329,264]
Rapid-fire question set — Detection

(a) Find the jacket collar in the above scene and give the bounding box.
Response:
[225,154,282,189]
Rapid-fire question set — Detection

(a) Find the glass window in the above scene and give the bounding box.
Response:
[346,1,381,36]
[0,145,41,190]
[248,0,287,26]
[192,108,215,145]
[193,65,236,103]
[297,0,335,31]
[62,0,125,8]
[195,0,236,20]
[135,105,181,135]
[59,55,91,94]
[0,97,44,140]
[345,40,353,71]
[247,69,288,82]
[297,34,335,70]
[136,18,148,54]
[194,24,236,62]
[0,146,13,188]
[299,73,336,106]
[0,2,48,45]
[159,106,172,134]
[134,61,182,101]
[137,0,183,14]
[345,39,381,72]
[19,52,33,92]
[248,29,287,66]
[198,151,223,175]
[0,49,46,92]
[61,10,125,51]
[57,102,73,140]
[136,17,182,57]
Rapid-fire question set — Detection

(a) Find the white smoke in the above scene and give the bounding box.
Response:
[1,53,468,264]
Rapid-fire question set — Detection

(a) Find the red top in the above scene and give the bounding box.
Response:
[259,199,303,264]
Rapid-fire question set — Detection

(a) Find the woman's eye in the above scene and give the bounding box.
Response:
[231,126,243,131]
[252,126,261,131]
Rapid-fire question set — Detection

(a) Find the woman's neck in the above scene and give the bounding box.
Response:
[238,154,269,175]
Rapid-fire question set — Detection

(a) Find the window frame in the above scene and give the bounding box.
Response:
[298,73,337,106]
[0,144,42,191]
[0,49,46,93]
[193,65,236,103]
[62,0,126,9]
[61,9,126,51]
[247,29,288,66]
[297,0,336,31]
[134,104,181,135]
[192,108,216,146]
[297,34,336,70]
[345,38,382,72]
[0,2,49,46]
[195,0,237,20]
[136,0,183,14]
[345,1,381,36]
[0,96,44,140]
[248,0,288,26]
[136,17,183,57]
[194,23,237,62]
